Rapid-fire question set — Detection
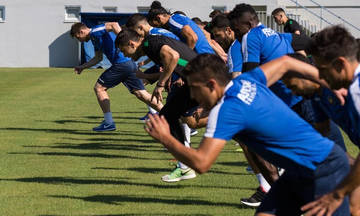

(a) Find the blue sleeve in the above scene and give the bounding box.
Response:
[280,33,293,44]
[168,14,190,34]
[205,97,245,141]
[242,30,262,63]
[90,24,106,52]
[237,67,267,86]
[227,40,243,72]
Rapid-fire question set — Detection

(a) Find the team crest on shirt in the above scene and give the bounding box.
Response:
[262,28,277,37]
[237,80,257,105]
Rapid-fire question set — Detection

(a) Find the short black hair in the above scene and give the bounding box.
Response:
[147,1,170,23]
[271,8,285,16]
[210,15,230,29]
[70,22,86,37]
[209,9,222,19]
[191,17,203,25]
[126,13,147,28]
[115,28,142,48]
[183,54,231,86]
[227,3,258,22]
[306,25,358,62]
[356,38,360,61]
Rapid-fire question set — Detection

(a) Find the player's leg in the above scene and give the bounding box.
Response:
[132,89,163,112]
[350,186,360,216]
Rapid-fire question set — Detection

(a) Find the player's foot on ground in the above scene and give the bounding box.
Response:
[240,187,267,207]
[93,121,116,132]
[161,167,196,182]
[190,128,198,136]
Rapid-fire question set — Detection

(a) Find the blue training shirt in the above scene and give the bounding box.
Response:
[168,13,215,54]
[149,27,180,40]
[90,24,130,64]
[205,67,334,171]
[241,24,302,107]
[227,40,243,73]
[316,65,360,148]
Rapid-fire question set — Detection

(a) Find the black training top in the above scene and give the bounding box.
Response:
[142,35,197,77]
[284,19,305,35]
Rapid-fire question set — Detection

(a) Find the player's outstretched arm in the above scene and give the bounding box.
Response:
[302,154,360,216]
[181,25,198,50]
[145,114,226,174]
[259,55,322,87]
[74,51,103,74]
[105,22,122,35]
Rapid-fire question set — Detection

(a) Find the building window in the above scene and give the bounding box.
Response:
[0,6,5,22]
[65,6,81,22]
[103,7,117,13]
[212,6,226,13]
[137,6,150,13]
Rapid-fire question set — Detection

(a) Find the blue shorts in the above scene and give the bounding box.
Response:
[97,60,145,92]
[257,144,350,215]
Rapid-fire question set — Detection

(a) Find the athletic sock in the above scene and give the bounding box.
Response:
[178,161,189,169]
[256,173,271,193]
[182,123,191,148]
[148,105,157,114]
[104,112,113,124]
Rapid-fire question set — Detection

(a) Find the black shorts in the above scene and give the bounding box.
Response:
[97,60,145,92]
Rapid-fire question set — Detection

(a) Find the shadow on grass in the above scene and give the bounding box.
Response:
[0,177,184,189]
[0,127,120,136]
[48,194,253,209]
[217,161,248,167]
[8,151,168,161]
[23,142,163,153]
[92,167,249,176]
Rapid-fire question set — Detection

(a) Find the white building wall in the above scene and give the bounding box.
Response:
[0,0,278,67]
[277,0,360,38]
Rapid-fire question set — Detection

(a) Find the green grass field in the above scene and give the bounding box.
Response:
[0,68,357,216]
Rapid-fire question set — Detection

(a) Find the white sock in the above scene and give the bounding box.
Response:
[104,112,113,124]
[182,123,191,148]
[178,161,188,169]
[256,173,271,193]
[148,105,157,114]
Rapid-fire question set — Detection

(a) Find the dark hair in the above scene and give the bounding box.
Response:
[210,15,230,29]
[227,3,258,22]
[191,17,203,25]
[306,25,358,62]
[183,54,231,86]
[147,1,169,22]
[70,22,86,37]
[271,8,285,16]
[126,13,147,28]
[115,29,142,48]
[172,11,186,16]
[209,9,222,19]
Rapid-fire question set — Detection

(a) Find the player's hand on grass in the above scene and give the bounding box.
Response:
[144,114,171,142]
[151,85,164,104]
[301,191,344,216]
[74,66,84,75]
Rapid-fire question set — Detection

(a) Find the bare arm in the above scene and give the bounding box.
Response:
[145,114,226,173]
[259,55,324,87]
[302,154,360,215]
[181,25,198,50]
[74,51,103,74]
[105,22,122,34]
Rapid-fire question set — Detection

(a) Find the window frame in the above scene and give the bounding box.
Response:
[64,5,81,23]
[0,6,5,23]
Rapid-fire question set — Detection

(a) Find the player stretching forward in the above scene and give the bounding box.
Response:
[145,54,350,215]
[70,22,163,131]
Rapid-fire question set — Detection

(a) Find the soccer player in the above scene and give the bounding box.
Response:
[116,29,202,182]
[210,15,242,78]
[147,1,215,55]
[70,22,163,131]
[145,54,350,215]
[271,8,304,35]
[293,25,360,216]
